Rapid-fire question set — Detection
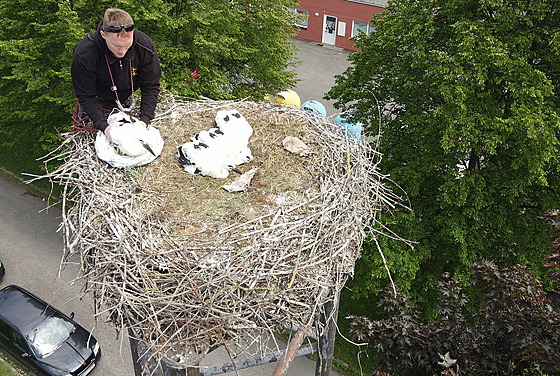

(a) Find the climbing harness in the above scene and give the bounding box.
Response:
[105,54,137,112]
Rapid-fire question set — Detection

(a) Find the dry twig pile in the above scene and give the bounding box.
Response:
[31,94,401,369]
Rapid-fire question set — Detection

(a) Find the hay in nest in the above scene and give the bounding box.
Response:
[31,93,402,369]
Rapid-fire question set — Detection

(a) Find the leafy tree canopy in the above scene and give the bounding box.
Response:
[328,0,560,311]
[0,0,83,155]
[150,0,301,99]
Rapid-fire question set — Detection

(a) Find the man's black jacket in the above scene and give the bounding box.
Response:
[71,22,161,132]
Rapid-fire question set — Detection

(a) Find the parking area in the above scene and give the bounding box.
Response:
[291,37,352,118]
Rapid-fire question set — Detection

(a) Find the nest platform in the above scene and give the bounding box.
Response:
[34,94,398,370]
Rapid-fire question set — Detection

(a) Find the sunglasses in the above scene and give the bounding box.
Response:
[103,24,134,33]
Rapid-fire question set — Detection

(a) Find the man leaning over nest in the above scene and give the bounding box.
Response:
[71,8,162,142]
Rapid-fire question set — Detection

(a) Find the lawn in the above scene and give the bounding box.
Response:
[0,352,26,376]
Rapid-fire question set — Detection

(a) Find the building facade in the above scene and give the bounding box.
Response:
[291,0,387,51]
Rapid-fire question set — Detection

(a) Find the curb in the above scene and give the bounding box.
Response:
[0,166,61,206]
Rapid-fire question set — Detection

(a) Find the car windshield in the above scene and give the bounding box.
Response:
[26,314,76,358]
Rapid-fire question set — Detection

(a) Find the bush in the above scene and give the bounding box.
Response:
[349,261,560,376]
[541,209,560,308]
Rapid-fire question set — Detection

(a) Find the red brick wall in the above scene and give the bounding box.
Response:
[295,0,385,50]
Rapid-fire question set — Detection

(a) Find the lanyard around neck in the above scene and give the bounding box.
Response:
[104,54,137,112]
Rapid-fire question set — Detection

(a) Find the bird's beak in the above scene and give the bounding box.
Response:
[142,142,156,157]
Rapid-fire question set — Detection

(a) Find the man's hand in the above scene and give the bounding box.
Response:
[104,125,114,144]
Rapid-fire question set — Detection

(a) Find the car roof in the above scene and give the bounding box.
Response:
[0,285,57,335]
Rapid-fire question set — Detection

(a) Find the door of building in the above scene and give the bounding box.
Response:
[322,15,337,45]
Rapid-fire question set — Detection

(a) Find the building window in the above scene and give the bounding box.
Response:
[352,21,374,37]
[289,7,309,29]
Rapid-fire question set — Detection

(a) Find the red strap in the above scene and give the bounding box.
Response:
[70,99,112,133]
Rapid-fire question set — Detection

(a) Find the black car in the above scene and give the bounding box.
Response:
[0,285,101,375]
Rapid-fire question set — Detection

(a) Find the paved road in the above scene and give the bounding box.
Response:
[0,39,350,376]
[0,172,135,376]
[291,38,352,118]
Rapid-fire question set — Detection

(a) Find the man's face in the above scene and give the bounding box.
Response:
[102,30,134,58]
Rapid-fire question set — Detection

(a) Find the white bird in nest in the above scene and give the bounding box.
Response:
[226,146,253,166]
[107,111,156,157]
[192,122,253,166]
[191,127,225,145]
[196,127,245,157]
[175,141,242,179]
[214,109,253,145]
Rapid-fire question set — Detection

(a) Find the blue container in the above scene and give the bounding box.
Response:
[334,114,362,142]
[301,100,327,117]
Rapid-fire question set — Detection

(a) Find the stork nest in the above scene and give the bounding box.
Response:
[33,93,401,370]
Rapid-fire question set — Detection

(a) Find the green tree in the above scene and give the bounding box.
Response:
[327,0,560,311]
[150,0,300,99]
[0,0,84,172]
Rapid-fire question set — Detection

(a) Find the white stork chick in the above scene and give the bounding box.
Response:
[204,129,243,154]
[226,146,253,166]
[214,110,253,146]
[107,112,156,157]
[191,127,225,145]
[193,125,250,166]
[175,141,242,179]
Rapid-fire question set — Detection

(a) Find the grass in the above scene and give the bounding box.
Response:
[0,350,27,376]
[0,362,17,376]
[0,135,63,203]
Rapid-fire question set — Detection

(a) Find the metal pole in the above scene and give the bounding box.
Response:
[200,343,316,376]
[129,328,144,376]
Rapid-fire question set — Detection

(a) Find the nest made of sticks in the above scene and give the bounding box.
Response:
[32,93,401,369]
